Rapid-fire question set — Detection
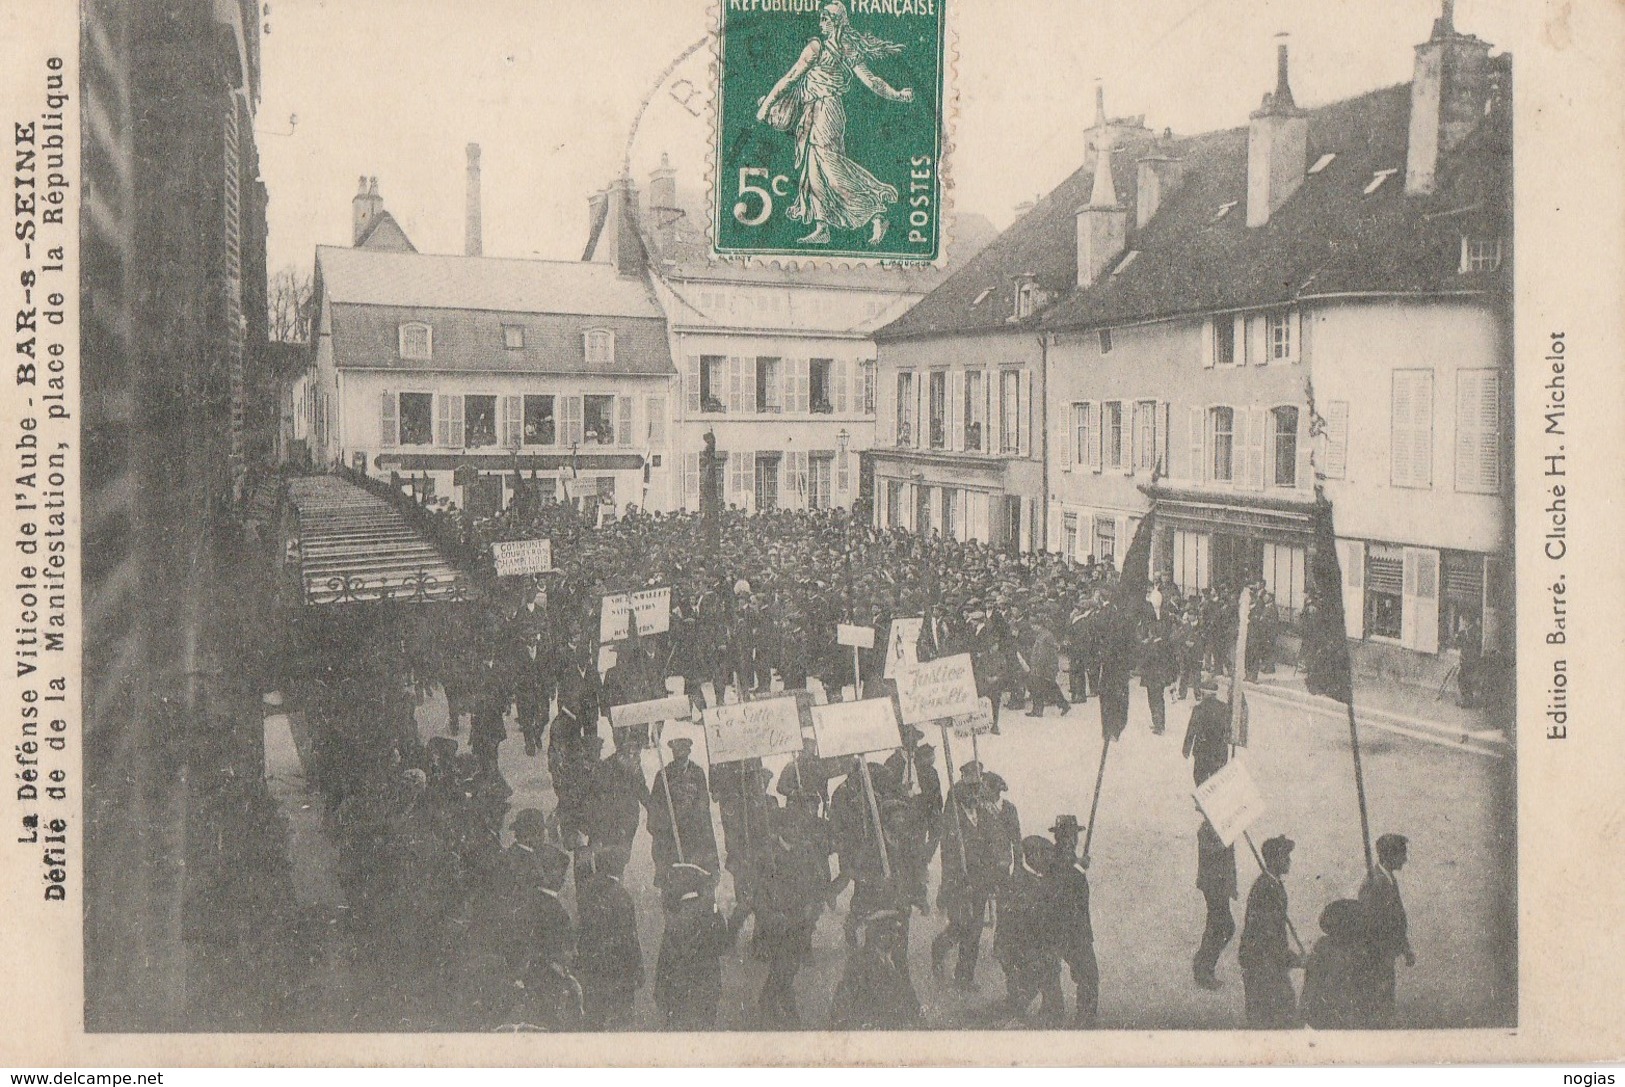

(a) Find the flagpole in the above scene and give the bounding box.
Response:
[1081,736,1111,863]
[1347,701,1374,871]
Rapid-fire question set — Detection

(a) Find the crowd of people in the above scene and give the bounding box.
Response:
[282,498,1415,1032]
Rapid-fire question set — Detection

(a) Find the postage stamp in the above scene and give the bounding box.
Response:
[713,0,947,261]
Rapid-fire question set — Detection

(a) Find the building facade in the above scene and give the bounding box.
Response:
[1040,8,1511,678]
[583,163,994,516]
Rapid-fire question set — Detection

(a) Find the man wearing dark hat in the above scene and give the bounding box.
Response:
[1193,815,1238,990]
[996,835,1065,1025]
[1239,834,1302,1028]
[653,862,732,1030]
[645,735,720,890]
[1049,814,1099,1028]
[1181,677,1232,786]
[931,765,1006,990]
[1358,832,1415,1026]
[752,802,832,1028]
[1019,621,1070,718]
[574,844,644,1031]
[829,908,922,1030]
[510,622,556,759]
[1138,610,1176,735]
[506,826,581,1030]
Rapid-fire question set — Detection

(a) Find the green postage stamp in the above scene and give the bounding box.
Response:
[713,0,947,262]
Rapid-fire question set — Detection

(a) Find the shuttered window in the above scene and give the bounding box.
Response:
[1322,400,1350,480]
[1102,401,1124,470]
[1133,400,1158,473]
[502,395,524,448]
[1071,402,1093,468]
[1455,369,1501,494]
[1209,407,1235,483]
[561,395,583,447]
[684,452,701,510]
[380,392,397,448]
[1391,370,1434,489]
[645,396,666,446]
[437,394,465,447]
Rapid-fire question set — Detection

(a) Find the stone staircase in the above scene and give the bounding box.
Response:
[287,475,464,605]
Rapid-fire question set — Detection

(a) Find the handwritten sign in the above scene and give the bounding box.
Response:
[1193,757,1268,847]
[811,698,902,759]
[947,696,997,738]
[703,697,806,765]
[610,693,694,731]
[599,586,672,643]
[837,623,876,649]
[491,538,552,577]
[883,617,923,679]
[895,653,980,725]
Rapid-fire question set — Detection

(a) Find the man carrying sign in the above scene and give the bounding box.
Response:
[645,736,719,892]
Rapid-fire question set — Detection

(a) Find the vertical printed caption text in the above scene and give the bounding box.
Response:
[1541,331,1569,739]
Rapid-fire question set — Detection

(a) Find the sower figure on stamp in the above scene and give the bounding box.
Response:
[1358,833,1415,1027]
[754,1,914,246]
[1239,834,1302,1029]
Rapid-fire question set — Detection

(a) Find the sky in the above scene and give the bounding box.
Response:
[256,0,1519,277]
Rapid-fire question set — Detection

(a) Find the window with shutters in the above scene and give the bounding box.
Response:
[859,360,877,415]
[1071,402,1092,468]
[398,392,433,445]
[1271,406,1299,487]
[1321,400,1350,479]
[1063,513,1078,559]
[522,395,556,445]
[684,452,701,510]
[1133,400,1158,472]
[928,370,948,448]
[1390,370,1434,489]
[1266,310,1293,361]
[836,450,850,493]
[999,370,1021,454]
[645,396,666,447]
[1455,369,1501,494]
[754,454,780,511]
[437,394,464,447]
[1214,317,1235,366]
[1364,544,1404,639]
[964,370,985,451]
[1093,516,1117,563]
[699,356,726,413]
[561,396,583,447]
[756,357,782,413]
[464,394,498,447]
[810,359,834,413]
[584,328,615,364]
[896,371,915,447]
[1209,406,1235,482]
[502,395,524,448]
[502,324,525,349]
[809,454,833,509]
[616,396,633,446]
[1102,401,1124,470]
[398,322,432,360]
[583,394,616,446]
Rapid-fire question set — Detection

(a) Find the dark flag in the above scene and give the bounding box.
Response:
[1303,500,1354,703]
[1097,509,1156,742]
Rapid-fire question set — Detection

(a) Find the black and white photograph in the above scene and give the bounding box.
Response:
[4,0,1624,1069]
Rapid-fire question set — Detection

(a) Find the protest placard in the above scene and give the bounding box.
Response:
[702,696,806,765]
[491,538,552,577]
[811,698,903,759]
[948,696,997,738]
[610,693,694,731]
[882,617,923,678]
[895,653,981,725]
[837,623,876,649]
[599,586,672,642]
[1193,757,1268,847]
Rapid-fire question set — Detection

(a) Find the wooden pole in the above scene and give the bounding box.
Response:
[1242,828,1307,959]
[857,757,891,880]
[853,644,863,701]
[655,722,685,865]
[939,721,969,879]
[1346,701,1375,871]
[1080,736,1112,863]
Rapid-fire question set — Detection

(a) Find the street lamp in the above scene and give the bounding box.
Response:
[837,428,850,454]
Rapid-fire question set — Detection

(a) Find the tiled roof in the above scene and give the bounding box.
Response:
[316,245,664,319]
[329,303,674,377]
[880,78,1510,341]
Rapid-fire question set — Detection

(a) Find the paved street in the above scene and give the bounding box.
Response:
[269,673,1514,1032]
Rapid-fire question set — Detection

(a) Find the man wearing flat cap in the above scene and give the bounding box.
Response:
[1358,832,1415,1026]
[1239,833,1302,1028]
[1182,677,1232,786]
[645,735,719,891]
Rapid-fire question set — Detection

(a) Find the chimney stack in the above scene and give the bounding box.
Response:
[1075,84,1130,288]
[1246,35,1309,228]
[1404,0,1493,195]
[1136,137,1185,231]
[464,143,483,257]
[351,175,384,245]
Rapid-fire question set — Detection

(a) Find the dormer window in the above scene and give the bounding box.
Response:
[584,328,616,364]
[1308,152,1337,175]
[1212,201,1238,223]
[1460,236,1503,273]
[1015,281,1039,319]
[1363,168,1398,195]
[502,324,525,349]
[398,322,432,360]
